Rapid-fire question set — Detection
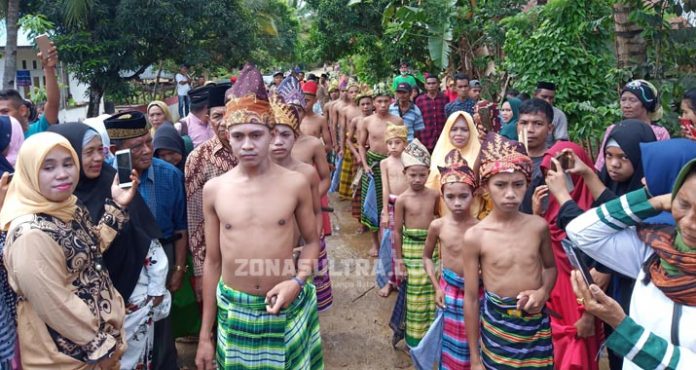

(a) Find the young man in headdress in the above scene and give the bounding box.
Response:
[346,87,375,221]
[300,80,333,151]
[392,139,440,347]
[423,149,479,369]
[336,83,366,200]
[195,64,323,370]
[357,83,404,256]
[462,133,556,370]
[185,83,237,300]
[535,81,569,146]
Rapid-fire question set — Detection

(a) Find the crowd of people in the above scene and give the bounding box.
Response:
[0,42,695,370]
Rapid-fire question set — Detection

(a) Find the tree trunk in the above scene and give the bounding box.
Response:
[87,82,103,118]
[3,0,21,90]
[613,3,647,70]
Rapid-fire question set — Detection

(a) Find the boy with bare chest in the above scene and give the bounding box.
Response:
[423,149,479,369]
[195,65,323,370]
[462,133,556,370]
[299,81,332,152]
[392,139,440,347]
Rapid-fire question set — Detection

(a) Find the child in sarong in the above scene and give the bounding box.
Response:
[393,139,440,347]
[423,149,479,370]
[462,133,557,370]
[377,124,409,297]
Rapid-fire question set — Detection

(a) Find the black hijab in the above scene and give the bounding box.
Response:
[48,122,162,300]
[153,123,186,172]
[0,116,13,175]
[599,119,657,196]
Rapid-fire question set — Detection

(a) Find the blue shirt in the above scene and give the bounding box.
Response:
[138,157,187,239]
[389,102,425,142]
[445,98,476,118]
[25,114,53,138]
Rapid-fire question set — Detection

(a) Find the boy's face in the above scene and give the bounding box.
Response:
[386,137,406,156]
[359,97,373,114]
[373,96,391,114]
[442,182,473,215]
[228,124,272,167]
[405,165,429,191]
[270,125,296,161]
[487,171,528,211]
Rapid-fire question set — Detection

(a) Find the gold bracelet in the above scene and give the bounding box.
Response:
[174,265,188,272]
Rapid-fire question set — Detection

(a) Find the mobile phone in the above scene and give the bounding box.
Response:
[680,118,696,138]
[478,107,492,131]
[550,153,575,193]
[561,239,594,286]
[115,149,133,188]
[35,33,52,56]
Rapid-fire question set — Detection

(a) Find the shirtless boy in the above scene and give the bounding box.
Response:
[195,65,323,370]
[271,75,333,312]
[376,124,408,297]
[357,84,404,255]
[345,89,374,219]
[423,149,478,369]
[392,139,440,347]
[300,80,333,152]
[462,133,556,370]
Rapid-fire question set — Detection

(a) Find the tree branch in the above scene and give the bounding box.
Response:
[123,65,149,81]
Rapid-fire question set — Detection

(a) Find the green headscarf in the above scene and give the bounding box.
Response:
[499,97,521,141]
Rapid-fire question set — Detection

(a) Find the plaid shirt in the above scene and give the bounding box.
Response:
[415,92,448,151]
[445,98,476,117]
[389,102,425,142]
[185,137,237,276]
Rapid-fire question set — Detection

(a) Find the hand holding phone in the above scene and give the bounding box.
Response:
[561,239,594,286]
[115,149,133,188]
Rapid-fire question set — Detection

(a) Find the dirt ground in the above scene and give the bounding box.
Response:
[176,193,608,369]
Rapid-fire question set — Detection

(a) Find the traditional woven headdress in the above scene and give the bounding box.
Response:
[438,149,476,189]
[328,80,339,93]
[269,75,305,134]
[479,132,532,184]
[224,63,275,128]
[354,84,373,104]
[384,123,407,143]
[401,138,431,168]
[373,82,393,98]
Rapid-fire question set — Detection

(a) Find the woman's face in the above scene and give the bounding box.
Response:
[605,146,634,183]
[680,99,696,124]
[449,118,470,149]
[620,91,649,122]
[39,146,78,202]
[500,101,513,123]
[81,136,104,179]
[156,149,183,167]
[673,174,696,248]
[148,105,166,128]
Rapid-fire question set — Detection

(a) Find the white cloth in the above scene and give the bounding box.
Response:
[175,73,191,96]
[120,240,171,370]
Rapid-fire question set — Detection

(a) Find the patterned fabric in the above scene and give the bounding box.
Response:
[225,63,275,128]
[5,203,127,366]
[216,280,324,369]
[445,98,476,118]
[314,236,333,312]
[438,149,476,189]
[376,195,399,289]
[439,269,470,370]
[415,93,448,152]
[270,75,305,133]
[479,132,533,184]
[401,139,431,168]
[480,291,554,369]
[360,151,387,231]
[185,137,237,276]
[402,227,438,347]
[0,232,16,366]
[389,103,425,142]
[351,177,362,220]
[390,281,408,346]
[385,123,408,142]
[338,145,355,199]
[139,157,187,239]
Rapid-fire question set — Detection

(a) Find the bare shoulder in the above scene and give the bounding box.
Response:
[427,188,440,199]
[521,213,548,231]
[428,217,443,233]
[295,162,319,183]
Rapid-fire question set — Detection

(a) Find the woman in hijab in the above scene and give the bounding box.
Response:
[595,80,670,170]
[153,123,187,172]
[0,115,16,368]
[1,132,139,369]
[568,159,696,370]
[426,111,484,217]
[3,116,23,167]
[48,122,169,369]
[147,100,174,131]
[499,97,521,141]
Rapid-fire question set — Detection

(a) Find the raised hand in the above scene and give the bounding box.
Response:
[111,170,140,208]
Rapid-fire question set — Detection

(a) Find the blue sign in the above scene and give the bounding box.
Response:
[16,70,31,87]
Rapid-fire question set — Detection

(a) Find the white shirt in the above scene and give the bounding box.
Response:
[175,73,191,96]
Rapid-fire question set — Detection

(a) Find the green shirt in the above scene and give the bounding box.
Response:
[392,75,418,90]
[25,114,54,138]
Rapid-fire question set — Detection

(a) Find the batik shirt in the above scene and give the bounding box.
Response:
[185,136,237,276]
[4,201,127,368]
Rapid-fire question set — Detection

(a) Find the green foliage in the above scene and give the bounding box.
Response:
[502,0,618,142]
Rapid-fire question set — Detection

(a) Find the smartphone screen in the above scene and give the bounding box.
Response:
[561,239,594,286]
[115,149,133,188]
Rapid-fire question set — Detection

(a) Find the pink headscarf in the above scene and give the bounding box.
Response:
[5,116,23,166]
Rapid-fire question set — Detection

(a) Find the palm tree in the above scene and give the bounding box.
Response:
[2,0,20,89]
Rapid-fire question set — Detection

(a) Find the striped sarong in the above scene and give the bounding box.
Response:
[360,151,387,231]
[403,227,437,347]
[439,268,470,370]
[338,145,355,199]
[216,280,324,369]
[481,291,553,369]
[313,235,333,312]
[351,181,362,221]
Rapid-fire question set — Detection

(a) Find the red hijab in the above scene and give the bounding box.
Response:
[541,141,595,273]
